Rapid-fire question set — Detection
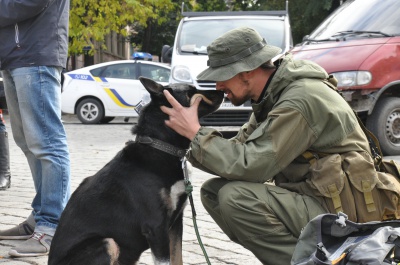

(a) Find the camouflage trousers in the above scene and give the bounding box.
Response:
[200,178,327,265]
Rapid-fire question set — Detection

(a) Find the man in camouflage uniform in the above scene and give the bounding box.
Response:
[161,27,384,264]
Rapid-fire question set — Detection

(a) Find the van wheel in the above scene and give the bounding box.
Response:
[366,97,400,155]
[76,98,104,124]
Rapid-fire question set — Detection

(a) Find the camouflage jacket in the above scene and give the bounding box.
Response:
[187,53,370,183]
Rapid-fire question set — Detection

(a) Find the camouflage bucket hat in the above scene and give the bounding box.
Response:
[197,27,282,82]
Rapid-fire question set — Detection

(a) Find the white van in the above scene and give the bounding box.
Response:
[163,4,292,125]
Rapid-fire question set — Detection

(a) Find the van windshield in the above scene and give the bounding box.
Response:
[308,0,400,41]
[178,19,285,54]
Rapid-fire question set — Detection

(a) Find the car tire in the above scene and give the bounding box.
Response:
[76,98,104,124]
[100,117,115,124]
[366,97,400,156]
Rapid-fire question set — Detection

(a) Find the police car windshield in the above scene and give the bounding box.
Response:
[179,19,285,54]
[308,0,400,41]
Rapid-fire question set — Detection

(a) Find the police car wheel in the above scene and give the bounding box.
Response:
[76,98,104,124]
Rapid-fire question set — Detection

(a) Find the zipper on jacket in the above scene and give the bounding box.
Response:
[15,24,21,49]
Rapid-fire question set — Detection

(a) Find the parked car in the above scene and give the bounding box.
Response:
[61,60,171,124]
[290,0,400,155]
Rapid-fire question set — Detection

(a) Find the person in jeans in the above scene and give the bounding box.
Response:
[160,27,387,264]
[0,74,11,189]
[0,108,11,190]
[0,0,71,257]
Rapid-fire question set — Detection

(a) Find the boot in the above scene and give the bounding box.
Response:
[0,131,11,190]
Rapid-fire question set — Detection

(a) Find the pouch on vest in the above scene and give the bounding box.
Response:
[301,78,400,221]
[381,159,400,180]
[291,212,400,265]
[306,151,400,222]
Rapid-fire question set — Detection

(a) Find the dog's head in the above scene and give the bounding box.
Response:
[132,77,223,146]
[138,77,224,118]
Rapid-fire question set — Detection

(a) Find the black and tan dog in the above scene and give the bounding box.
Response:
[48,77,223,265]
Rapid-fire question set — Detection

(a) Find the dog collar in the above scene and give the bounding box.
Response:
[134,135,187,158]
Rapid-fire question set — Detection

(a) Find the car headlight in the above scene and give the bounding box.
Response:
[331,71,372,88]
[171,65,192,83]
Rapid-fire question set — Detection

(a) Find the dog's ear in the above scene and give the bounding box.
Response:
[139,77,165,96]
[139,77,173,105]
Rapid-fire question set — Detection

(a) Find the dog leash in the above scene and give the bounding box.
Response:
[182,156,212,265]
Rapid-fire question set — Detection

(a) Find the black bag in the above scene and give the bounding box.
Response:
[291,212,400,265]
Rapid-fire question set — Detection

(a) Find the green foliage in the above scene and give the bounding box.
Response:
[131,0,183,57]
[218,0,341,44]
[69,0,345,61]
[193,0,228,11]
[69,0,174,55]
[290,0,338,44]
[134,0,228,56]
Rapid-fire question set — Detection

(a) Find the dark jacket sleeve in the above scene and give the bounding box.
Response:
[0,0,51,27]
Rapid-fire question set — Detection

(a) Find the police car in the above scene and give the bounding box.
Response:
[61,60,171,124]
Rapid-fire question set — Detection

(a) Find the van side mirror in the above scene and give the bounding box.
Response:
[161,45,172,64]
[302,35,310,42]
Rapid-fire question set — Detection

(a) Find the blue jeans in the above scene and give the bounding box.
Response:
[1,66,71,236]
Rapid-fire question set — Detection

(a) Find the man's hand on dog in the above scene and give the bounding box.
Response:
[161,90,201,141]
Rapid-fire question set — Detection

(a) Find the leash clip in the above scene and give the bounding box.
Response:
[181,157,190,184]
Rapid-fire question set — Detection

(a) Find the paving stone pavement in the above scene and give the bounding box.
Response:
[0,114,262,265]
